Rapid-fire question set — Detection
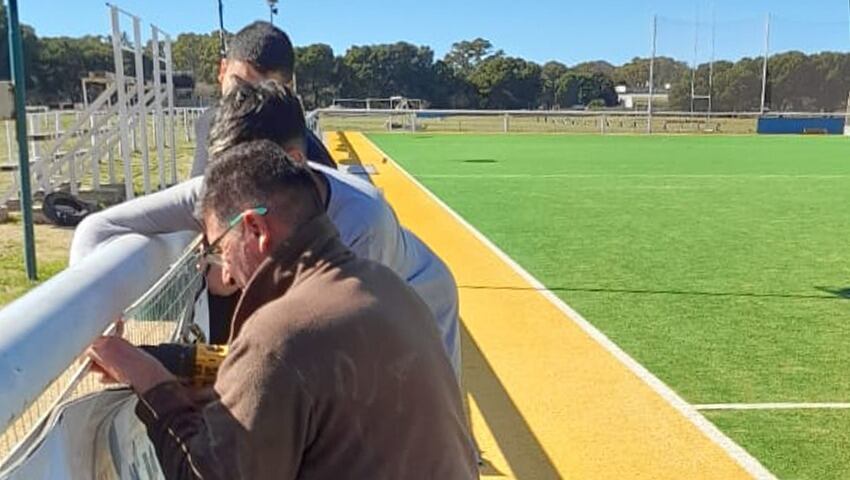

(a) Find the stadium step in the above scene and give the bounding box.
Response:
[323,131,375,180]
[332,131,771,480]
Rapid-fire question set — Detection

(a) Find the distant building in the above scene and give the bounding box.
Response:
[164,71,197,107]
[616,84,671,110]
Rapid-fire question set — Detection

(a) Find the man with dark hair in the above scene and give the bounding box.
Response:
[191,20,334,175]
[221,21,295,85]
[71,78,463,379]
[88,140,477,479]
[207,78,306,158]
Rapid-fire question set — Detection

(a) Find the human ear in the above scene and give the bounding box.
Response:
[243,212,272,253]
[284,147,306,164]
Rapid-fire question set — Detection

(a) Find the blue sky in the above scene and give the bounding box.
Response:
[16,0,850,66]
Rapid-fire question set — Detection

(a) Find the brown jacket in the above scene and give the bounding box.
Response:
[136,214,477,479]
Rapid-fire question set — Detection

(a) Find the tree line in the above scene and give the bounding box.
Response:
[2,5,849,112]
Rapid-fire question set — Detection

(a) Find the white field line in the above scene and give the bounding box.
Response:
[696,403,850,411]
[358,134,776,480]
[415,173,850,179]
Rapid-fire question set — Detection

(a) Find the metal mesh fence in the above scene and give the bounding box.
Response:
[0,236,204,465]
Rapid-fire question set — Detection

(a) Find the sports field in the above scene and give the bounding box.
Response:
[368,133,850,479]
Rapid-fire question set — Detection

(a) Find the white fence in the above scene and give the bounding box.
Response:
[0,231,200,475]
[315,108,850,135]
[0,232,195,431]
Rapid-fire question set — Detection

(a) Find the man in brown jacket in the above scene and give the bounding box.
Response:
[87,140,478,479]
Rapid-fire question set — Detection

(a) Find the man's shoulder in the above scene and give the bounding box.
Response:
[314,163,392,229]
[311,163,381,199]
[246,257,416,332]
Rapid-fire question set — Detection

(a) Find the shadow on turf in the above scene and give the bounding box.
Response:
[458,158,498,164]
[461,321,560,478]
[815,286,850,299]
[458,285,850,301]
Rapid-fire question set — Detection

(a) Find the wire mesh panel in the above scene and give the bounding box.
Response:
[0,235,204,466]
[123,236,204,344]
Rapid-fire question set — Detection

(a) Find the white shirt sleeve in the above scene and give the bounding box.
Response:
[69,177,204,265]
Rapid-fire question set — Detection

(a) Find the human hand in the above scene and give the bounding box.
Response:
[87,336,177,395]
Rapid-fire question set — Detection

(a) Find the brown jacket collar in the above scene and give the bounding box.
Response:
[228,214,351,341]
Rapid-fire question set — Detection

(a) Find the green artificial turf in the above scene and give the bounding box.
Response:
[369,133,850,479]
[706,409,850,480]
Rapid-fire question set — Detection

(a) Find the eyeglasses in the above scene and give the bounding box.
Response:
[200,206,269,267]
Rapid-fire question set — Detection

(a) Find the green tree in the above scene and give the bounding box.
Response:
[613,57,689,90]
[443,38,500,78]
[0,4,40,89]
[429,59,478,108]
[295,43,336,109]
[31,36,113,103]
[539,61,568,108]
[573,60,615,77]
[468,56,542,109]
[172,32,222,86]
[552,71,617,108]
[339,42,436,101]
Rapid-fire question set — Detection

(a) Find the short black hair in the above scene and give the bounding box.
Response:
[201,139,321,230]
[208,78,306,158]
[227,21,295,81]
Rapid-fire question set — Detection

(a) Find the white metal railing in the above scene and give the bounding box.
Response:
[315,108,850,135]
[317,107,850,118]
[0,231,195,435]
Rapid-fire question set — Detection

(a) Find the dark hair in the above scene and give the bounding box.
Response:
[227,21,295,81]
[201,139,321,229]
[208,78,306,158]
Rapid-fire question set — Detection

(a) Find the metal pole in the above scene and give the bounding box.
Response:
[647,15,657,134]
[760,13,770,114]
[268,0,279,25]
[183,108,189,142]
[151,27,167,189]
[106,97,116,184]
[690,6,699,113]
[164,35,177,185]
[708,8,716,114]
[133,17,151,195]
[7,0,37,280]
[217,0,226,57]
[110,5,135,200]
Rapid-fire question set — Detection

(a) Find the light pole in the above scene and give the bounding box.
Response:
[268,0,279,24]
[217,0,226,57]
[6,0,37,280]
